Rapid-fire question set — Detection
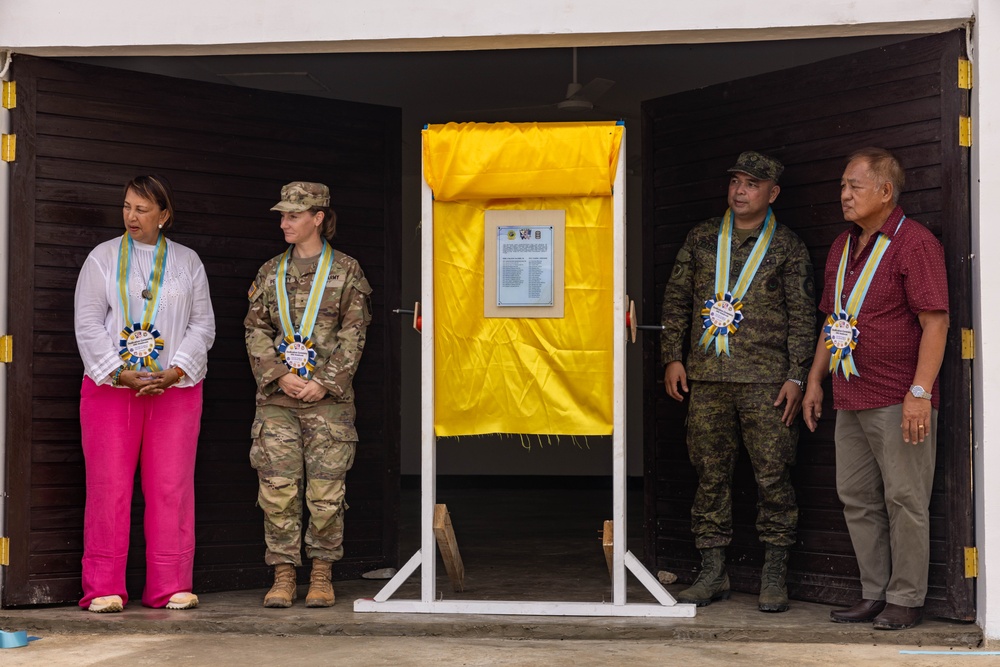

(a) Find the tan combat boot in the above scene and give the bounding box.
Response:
[758,546,790,612]
[676,547,730,607]
[305,559,336,607]
[263,563,297,608]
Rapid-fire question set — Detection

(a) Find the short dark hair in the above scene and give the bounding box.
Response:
[847,147,905,204]
[123,175,176,231]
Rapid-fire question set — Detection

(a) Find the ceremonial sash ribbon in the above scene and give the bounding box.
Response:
[275,241,334,378]
[698,208,777,356]
[825,216,905,379]
[116,233,168,371]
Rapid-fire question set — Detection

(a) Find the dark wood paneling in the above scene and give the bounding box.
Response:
[642,32,974,620]
[4,55,402,606]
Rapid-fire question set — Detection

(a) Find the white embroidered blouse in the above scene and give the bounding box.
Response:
[74,235,216,387]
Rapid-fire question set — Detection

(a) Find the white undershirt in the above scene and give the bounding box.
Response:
[73,236,216,387]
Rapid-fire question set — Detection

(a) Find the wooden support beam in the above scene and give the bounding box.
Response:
[434,504,465,592]
[602,520,614,576]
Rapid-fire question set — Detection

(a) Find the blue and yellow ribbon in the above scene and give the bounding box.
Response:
[825,217,905,379]
[116,233,168,371]
[699,208,776,356]
[274,241,334,378]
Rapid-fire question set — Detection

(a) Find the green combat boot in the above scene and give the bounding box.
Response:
[676,547,730,607]
[758,546,790,612]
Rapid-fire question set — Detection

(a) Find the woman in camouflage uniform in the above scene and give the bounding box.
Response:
[244,181,372,608]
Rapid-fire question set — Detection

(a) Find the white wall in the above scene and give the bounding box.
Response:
[973,0,1000,644]
[0,0,972,56]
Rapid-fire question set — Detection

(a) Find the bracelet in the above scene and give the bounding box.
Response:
[112,366,125,387]
[173,366,186,380]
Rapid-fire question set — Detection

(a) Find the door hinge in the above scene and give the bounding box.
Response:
[0,536,8,566]
[962,328,975,359]
[0,335,10,363]
[0,133,13,162]
[965,546,978,578]
[959,58,973,90]
[1,80,14,109]
[959,116,973,148]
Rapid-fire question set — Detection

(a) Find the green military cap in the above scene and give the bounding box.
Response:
[270,181,331,212]
[727,151,784,183]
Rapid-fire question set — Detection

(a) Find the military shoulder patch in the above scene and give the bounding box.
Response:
[248,281,260,301]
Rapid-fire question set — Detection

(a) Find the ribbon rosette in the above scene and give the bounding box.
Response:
[277,332,317,378]
[824,311,860,380]
[699,291,743,357]
[118,322,164,370]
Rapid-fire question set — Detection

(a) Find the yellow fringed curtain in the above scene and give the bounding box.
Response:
[424,122,623,437]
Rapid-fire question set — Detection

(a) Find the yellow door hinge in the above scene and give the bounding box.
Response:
[959,116,973,148]
[0,335,11,363]
[1,80,14,109]
[0,536,8,566]
[962,328,975,360]
[0,133,13,162]
[965,546,979,578]
[959,59,973,90]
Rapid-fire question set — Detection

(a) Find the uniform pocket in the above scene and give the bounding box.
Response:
[249,414,268,470]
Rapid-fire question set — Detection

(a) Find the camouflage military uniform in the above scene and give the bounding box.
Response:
[245,249,372,566]
[661,217,815,549]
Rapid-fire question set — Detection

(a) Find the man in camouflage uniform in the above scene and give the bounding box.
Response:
[245,181,372,608]
[660,152,815,612]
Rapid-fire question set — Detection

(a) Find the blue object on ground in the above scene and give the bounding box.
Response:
[0,629,28,648]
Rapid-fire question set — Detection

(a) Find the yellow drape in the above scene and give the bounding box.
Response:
[424,122,623,437]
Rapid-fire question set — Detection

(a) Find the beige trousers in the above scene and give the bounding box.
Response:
[835,403,937,608]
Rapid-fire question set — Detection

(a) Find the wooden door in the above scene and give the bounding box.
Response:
[3,55,402,606]
[642,31,973,620]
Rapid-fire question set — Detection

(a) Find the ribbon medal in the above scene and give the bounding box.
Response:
[116,233,168,371]
[277,333,316,376]
[698,208,776,357]
[274,241,334,379]
[825,216,905,379]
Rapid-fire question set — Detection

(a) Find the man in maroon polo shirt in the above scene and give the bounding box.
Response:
[802,147,949,631]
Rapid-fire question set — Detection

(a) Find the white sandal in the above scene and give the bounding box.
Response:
[88,595,124,613]
[166,592,199,610]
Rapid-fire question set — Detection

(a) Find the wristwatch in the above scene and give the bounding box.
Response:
[909,385,932,400]
[788,379,804,389]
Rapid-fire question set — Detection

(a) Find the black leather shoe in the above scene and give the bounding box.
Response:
[873,603,923,630]
[829,599,887,623]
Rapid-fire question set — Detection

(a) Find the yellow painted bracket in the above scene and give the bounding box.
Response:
[1,80,14,109]
[1,133,13,162]
[966,546,978,578]
[959,59,973,90]
[962,328,975,360]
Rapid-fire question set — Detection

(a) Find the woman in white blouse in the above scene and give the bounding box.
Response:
[73,175,215,613]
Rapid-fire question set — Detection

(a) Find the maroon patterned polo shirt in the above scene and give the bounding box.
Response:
[818,206,949,411]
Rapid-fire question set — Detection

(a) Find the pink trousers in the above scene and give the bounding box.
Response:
[78,377,203,609]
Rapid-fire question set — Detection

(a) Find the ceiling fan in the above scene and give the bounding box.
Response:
[462,47,619,117]
[555,47,615,111]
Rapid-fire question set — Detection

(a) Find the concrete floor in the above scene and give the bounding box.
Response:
[0,483,985,653]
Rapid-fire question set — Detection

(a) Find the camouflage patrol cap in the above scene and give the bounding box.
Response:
[727,151,784,183]
[270,181,331,212]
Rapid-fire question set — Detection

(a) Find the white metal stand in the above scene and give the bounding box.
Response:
[355,126,695,618]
